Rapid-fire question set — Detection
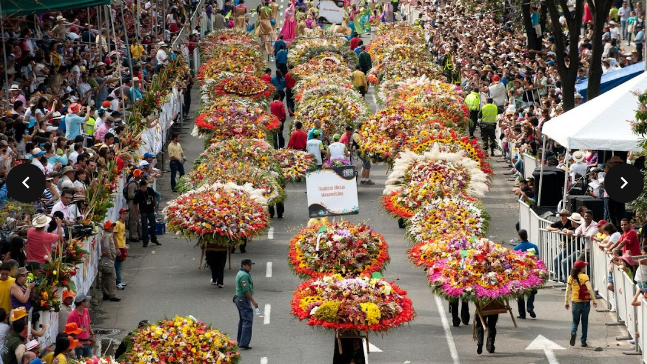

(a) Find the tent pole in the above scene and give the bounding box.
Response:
[0,2,9,92]
[98,5,103,57]
[538,135,547,207]
[136,0,141,46]
[121,3,135,78]
[104,5,112,54]
[108,3,124,106]
[563,149,570,211]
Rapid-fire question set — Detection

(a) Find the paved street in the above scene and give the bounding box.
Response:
[86,73,641,363]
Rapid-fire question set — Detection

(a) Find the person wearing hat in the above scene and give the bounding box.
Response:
[10,267,35,315]
[58,289,76,333]
[478,98,498,156]
[489,75,506,113]
[551,212,583,282]
[133,180,161,247]
[44,334,78,364]
[126,170,143,242]
[30,148,47,175]
[21,339,40,363]
[565,260,597,347]
[234,259,258,350]
[129,77,143,103]
[99,221,120,302]
[58,166,76,191]
[463,88,480,138]
[155,42,169,72]
[26,214,62,264]
[327,134,349,161]
[547,209,574,232]
[569,151,587,183]
[114,208,129,290]
[306,129,326,169]
[67,294,94,357]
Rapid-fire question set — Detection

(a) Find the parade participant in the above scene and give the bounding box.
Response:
[306,130,326,169]
[352,65,368,98]
[234,259,258,350]
[67,294,94,358]
[307,120,323,140]
[475,302,499,354]
[352,123,374,185]
[565,260,597,347]
[449,299,470,327]
[514,229,539,319]
[168,134,186,193]
[287,121,307,151]
[464,88,480,138]
[114,208,128,290]
[280,2,297,42]
[270,95,287,149]
[100,221,120,302]
[233,0,247,30]
[478,98,498,156]
[257,1,276,57]
[327,134,349,161]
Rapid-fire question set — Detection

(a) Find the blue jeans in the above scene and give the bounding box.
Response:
[553,249,580,281]
[114,259,123,284]
[75,342,92,357]
[235,296,254,347]
[571,301,591,343]
[517,289,537,317]
[170,160,185,191]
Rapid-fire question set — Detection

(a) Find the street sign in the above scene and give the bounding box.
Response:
[306,166,359,217]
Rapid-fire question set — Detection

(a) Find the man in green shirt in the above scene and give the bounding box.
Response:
[3,319,26,364]
[358,46,372,74]
[235,259,258,350]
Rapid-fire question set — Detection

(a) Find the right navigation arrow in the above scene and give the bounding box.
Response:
[621,177,628,189]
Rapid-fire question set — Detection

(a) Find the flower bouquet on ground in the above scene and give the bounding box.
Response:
[164,182,269,247]
[197,46,265,78]
[291,274,415,332]
[123,316,240,364]
[384,147,489,199]
[368,60,443,84]
[407,197,489,243]
[212,74,276,108]
[193,98,279,138]
[288,220,389,278]
[195,139,282,177]
[295,84,364,109]
[405,128,493,175]
[382,181,448,219]
[288,33,347,61]
[176,163,285,205]
[427,239,548,302]
[293,74,353,97]
[407,234,476,268]
[202,28,257,47]
[371,44,431,71]
[288,46,358,69]
[374,78,407,107]
[274,149,317,182]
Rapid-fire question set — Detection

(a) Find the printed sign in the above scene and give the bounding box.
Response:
[306,166,359,217]
[319,0,345,24]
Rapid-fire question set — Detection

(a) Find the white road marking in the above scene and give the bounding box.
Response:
[525,335,564,364]
[362,339,370,364]
[368,342,383,352]
[266,262,273,277]
[434,295,460,364]
[260,357,268,364]
[264,304,271,325]
[268,227,274,240]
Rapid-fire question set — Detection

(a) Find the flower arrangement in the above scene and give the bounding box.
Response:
[371,44,431,71]
[293,74,353,97]
[84,162,120,224]
[213,73,276,107]
[384,147,489,199]
[407,197,489,242]
[288,220,390,278]
[288,33,348,63]
[291,274,415,332]
[382,181,449,219]
[294,94,369,138]
[197,46,265,78]
[206,123,268,145]
[202,29,257,47]
[295,84,364,107]
[176,163,285,206]
[368,60,443,84]
[427,239,548,302]
[385,77,462,106]
[291,57,352,81]
[195,139,282,177]
[273,149,317,181]
[374,78,407,106]
[124,316,240,364]
[164,182,269,247]
[407,234,475,268]
[193,98,279,138]
[322,158,353,169]
[288,46,358,69]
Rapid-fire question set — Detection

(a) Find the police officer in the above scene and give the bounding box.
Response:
[463,88,480,138]
[234,259,258,350]
[478,98,498,156]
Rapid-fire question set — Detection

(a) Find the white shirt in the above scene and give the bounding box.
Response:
[306,139,324,165]
[69,150,80,165]
[51,201,73,222]
[575,221,599,249]
[156,49,168,65]
[328,142,347,161]
[32,157,45,174]
[489,82,507,106]
[570,161,587,182]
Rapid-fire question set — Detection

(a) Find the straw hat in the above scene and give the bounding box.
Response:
[572,151,585,162]
[10,307,28,322]
[31,214,51,228]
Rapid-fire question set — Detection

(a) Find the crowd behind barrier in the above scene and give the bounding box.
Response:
[519,200,647,359]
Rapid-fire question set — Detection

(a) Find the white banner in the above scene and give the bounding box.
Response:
[306,166,359,217]
[138,87,182,156]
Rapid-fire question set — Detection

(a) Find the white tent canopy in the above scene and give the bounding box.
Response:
[542,72,647,152]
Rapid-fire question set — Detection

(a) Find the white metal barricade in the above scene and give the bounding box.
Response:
[522,153,537,179]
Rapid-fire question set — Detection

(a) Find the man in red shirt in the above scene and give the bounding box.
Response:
[349,32,361,51]
[269,95,286,148]
[618,218,641,256]
[287,121,307,151]
[260,68,272,84]
[67,294,95,357]
[284,65,296,115]
[26,214,62,264]
[338,125,354,148]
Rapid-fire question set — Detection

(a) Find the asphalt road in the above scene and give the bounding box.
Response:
[90,18,639,364]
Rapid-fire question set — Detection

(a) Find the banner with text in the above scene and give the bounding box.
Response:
[306,166,359,217]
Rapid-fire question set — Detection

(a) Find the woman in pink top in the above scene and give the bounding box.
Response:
[583,3,592,23]
[280,3,297,42]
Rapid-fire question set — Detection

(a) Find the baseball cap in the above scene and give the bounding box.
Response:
[74,294,91,304]
[332,133,341,141]
[313,130,321,136]
[596,220,608,227]
[144,152,155,158]
[574,260,588,269]
[119,208,129,214]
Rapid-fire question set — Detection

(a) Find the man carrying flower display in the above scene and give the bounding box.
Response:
[449,300,470,327]
[306,130,326,169]
[234,259,258,350]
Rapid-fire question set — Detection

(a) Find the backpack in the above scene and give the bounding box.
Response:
[123,179,137,200]
[577,278,591,301]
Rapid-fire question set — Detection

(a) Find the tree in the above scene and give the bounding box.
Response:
[586,0,615,101]
[544,0,584,111]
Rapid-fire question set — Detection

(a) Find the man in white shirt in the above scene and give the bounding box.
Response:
[306,130,326,168]
[58,166,76,191]
[156,42,169,71]
[327,134,348,161]
[68,143,84,165]
[488,75,507,113]
[31,148,46,174]
[569,151,588,182]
